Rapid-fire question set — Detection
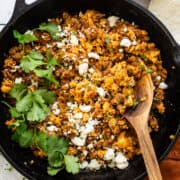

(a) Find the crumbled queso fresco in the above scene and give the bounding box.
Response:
[1,10,168,172]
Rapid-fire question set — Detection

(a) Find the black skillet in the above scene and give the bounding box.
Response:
[0,0,180,179]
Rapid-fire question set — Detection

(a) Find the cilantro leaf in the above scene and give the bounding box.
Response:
[64,155,80,174]
[39,22,60,39]
[36,131,48,153]
[35,89,56,105]
[146,67,152,74]
[16,93,33,113]
[18,130,34,148]
[11,122,34,148]
[47,136,68,155]
[27,102,49,122]
[13,30,37,44]
[9,84,27,101]
[20,51,44,73]
[46,50,59,67]
[105,37,111,44]
[47,166,64,176]
[34,68,59,86]
[48,151,64,168]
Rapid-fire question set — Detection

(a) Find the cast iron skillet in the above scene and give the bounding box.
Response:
[0,0,180,179]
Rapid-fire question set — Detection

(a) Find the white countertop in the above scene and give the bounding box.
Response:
[0,0,179,179]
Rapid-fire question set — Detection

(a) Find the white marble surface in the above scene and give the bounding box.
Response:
[0,0,179,179]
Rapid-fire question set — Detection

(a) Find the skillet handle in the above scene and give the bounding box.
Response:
[10,0,44,23]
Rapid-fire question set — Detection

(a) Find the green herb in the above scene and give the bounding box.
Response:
[13,30,37,44]
[140,55,147,61]
[46,49,60,67]
[108,47,113,52]
[103,134,107,140]
[39,22,60,39]
[146,67,152,74]
[20,50,44,73]
[105,113,112,118]
[34,68,59,86]
[140,65,145,71]
[9,84,56,122]
[105,37,111,44]
[11,122,34,148]
[64,155,80,174]
[46,135,79,176]
[132,100,139,109]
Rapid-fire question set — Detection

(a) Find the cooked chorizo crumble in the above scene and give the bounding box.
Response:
[1,10,167,175]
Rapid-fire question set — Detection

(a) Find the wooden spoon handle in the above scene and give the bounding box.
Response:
[136,125,162,180]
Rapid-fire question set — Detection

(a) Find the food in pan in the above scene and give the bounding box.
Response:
[1,10,167,176]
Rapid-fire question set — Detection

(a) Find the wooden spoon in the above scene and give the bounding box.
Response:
[124,74,162,180]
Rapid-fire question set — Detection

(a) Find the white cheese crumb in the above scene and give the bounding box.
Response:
[46,44,52,48]
[89,68,94,74]
[71,137,86,146]
[15,77,23,84]
[25,30,34,35]
[156,75,161,81]
[80,161,89,169]
[120,38,131,48]
[78,63,89,75]
[51,102,60,115]
[97,87,106,97]
[132,40,137,46]
[79,104,91,112]
[87,143,93,149]
[83,150,88,157]
[56,42,64,48]
[82,58,89,63]
[46,125,58,132]
[107,16,119,27]
[114,152,129,169]
[104,148,115,161]
[108,161,116,168]
[123,27,128,32]
[88,159,101,170]
[79,31,85,38]
[10,65,21,72]
[159,82,168,89]
[70,34,79,45]
[67,102,78,110]
[57,25,62,32]
[74,112,83,119]
[88,52,100,60]
[119,48,124,53]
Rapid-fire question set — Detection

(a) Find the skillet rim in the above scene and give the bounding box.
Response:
[0,0,179,179]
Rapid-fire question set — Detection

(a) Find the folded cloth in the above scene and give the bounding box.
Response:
[160,136,180,179]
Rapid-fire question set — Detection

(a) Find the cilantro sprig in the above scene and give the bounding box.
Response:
[13,30,37,44]
[9,84,56,122]
[20,50,59,86]
[38,22,61,40]
[20,50,44,73]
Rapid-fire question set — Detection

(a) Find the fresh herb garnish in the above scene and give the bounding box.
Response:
[20,50,44,73]
[146,67,152,74]
[20,50,59,86]
[39,22,60,40]
[46,50,60,67]
[13,30,37,44]
[140,55,148,61]
[132,100,139,109]
[9,84,56,122]
[105,37,111,44]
